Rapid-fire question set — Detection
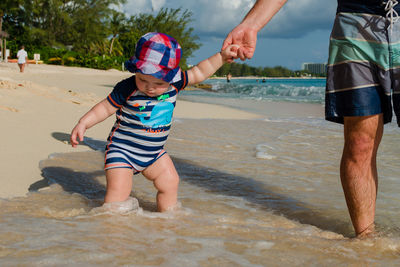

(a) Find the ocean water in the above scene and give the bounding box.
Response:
[2,79,400,266]
[183,78,326,103]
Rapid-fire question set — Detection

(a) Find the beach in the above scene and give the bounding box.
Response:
[2,63,400,265]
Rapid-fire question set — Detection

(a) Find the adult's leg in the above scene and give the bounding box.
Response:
[104,168,133,203]
[340,114,383,237]
[142,154,179,212]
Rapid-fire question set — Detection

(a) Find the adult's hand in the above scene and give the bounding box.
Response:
[222,23,258,62]
[222,0,287,62]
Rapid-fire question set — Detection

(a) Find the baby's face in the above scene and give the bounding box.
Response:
[135,73,170,97]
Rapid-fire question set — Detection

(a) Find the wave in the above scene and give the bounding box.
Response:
[202,78,326,103]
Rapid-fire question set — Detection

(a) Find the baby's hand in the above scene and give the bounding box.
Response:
[70,122,86,148]
[221,44,239,63]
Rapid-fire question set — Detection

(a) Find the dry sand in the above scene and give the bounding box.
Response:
[0,63,261,198]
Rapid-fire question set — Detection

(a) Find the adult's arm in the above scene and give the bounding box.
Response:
[222,0,287,60]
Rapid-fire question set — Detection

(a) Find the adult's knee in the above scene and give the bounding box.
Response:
[345,132,375,161]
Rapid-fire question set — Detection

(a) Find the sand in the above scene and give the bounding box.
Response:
[0,62,262,198]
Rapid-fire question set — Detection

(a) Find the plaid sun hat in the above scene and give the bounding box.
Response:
[125,32,182,83]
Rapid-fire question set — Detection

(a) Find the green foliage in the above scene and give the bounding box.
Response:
[3,2,201,71]
[1,0,26,50]
[119,8,200,67]
[26,46,125,69]
[2,2,316,76]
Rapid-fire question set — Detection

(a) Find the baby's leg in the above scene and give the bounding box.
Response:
[142,154,179,212]
[104,168,133,203]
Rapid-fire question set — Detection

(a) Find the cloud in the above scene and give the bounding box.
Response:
[123,0,153,14]
[122,0,336,39]
[151,0,166,11]
[262,0,337,38]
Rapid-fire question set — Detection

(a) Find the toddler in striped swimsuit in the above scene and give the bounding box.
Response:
[70,32,238,212]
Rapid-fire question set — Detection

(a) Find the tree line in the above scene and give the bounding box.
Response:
[215,62,320,77]
[0,1,320,77]
[0,0,199,69]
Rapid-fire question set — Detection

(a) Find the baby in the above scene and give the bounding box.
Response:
[70,32,237,211]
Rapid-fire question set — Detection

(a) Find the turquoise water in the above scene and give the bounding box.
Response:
[181,78,326,103]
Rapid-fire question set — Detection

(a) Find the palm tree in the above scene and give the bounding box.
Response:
[0,0,16,60]
[109,11,126,56]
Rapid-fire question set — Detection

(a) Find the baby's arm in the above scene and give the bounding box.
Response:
[187,45,238,85]
[70,99,117,147]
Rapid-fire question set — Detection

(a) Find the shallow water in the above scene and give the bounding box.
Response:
[2,114,400,266]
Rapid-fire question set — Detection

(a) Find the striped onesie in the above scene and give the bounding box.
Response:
[105,71,188,172]
[326,0,400,126]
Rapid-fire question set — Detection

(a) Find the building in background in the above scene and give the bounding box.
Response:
[302,63,327,75]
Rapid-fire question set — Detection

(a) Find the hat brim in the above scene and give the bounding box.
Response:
[125,58,181,83]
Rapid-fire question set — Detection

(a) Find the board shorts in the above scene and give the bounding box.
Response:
[326,12,400,126]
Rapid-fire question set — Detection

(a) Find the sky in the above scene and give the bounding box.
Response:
[121,0,337,70]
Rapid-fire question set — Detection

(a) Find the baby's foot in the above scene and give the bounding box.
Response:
[163,201,182,212]
[102,197,140,214]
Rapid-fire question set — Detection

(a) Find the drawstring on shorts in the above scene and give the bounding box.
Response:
[384,0,399,33]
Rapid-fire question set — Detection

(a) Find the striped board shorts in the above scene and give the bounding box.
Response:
[326,12,400,126]
[105,144,167,173]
